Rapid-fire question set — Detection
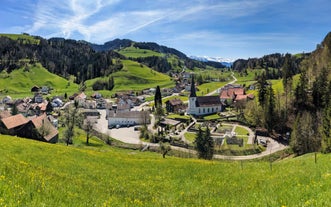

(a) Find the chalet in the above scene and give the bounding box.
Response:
[41,86,49,95]
[107,110,150,128]
[220,84,254,104]
[2,96,12,104]
[31,85,40,93]
[28,114,59,143]
[0,114,29,136]
[75,92,87,106]
[91,92,102,99]
[34,93,43,103]
[165,98,184,113]
[187,77,223,116]
[0,113,58,143]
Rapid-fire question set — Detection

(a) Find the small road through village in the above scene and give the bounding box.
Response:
[94,73,288,160]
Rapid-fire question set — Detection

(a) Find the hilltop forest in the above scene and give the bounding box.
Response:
[0,35,225,84]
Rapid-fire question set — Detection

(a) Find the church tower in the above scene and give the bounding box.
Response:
[187,75,197,114]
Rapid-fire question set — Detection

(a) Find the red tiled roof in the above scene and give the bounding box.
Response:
[235,94,248,101]
[31,114,58,141]
[1,114,29,129]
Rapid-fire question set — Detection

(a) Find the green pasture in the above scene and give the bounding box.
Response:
[0,134,330,206]
[0,33,40,44]
[0,63,78,98]
[118,46,163,58]
[85,60,175,97]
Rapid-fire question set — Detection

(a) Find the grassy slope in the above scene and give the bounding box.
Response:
[1,134,331,206]
[117,46,163,58]
[85,60,174,96]
[0,63,78,98]
[0,33,40,44]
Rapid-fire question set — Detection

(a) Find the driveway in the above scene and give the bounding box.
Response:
[94,109,143,144]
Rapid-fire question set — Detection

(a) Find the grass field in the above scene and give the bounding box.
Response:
[85,60,175,97]
[0,33,40,44]
[0,63,78,98]
[1,134,331,206]
[117,46,163,58]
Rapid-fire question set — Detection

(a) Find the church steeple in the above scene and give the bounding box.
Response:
[190,75,196,97]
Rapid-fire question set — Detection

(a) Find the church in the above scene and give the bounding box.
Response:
[186,76,223,116]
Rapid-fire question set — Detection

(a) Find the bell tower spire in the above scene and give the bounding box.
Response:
[190,75,196,97]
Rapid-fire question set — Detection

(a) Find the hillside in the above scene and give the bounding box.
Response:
[304,31,331,81]
[0,63,78,97]
[1,134,330,206]
[85,60,174,95]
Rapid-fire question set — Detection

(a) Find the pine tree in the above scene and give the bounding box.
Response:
[257,71,268,106]
[294,69,309,110]
[290,112,321,155]
[154,85,162,109]
[265,84,276,132]
[195,127,214,160]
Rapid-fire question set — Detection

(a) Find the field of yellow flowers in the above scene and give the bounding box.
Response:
[1,134,331,206]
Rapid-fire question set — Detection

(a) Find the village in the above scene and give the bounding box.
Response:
[0,70,286,157]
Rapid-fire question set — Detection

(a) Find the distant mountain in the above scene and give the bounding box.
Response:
[190,56,233,67]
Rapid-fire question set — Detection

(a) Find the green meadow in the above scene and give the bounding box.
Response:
[1,134,331,206]
[0,33,40,44]
[0,63,78,98]
[85,60,174,96]
[117,46,163,58]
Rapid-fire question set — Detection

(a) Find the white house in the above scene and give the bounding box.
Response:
[187,77,223,116]
[107,110,150,128]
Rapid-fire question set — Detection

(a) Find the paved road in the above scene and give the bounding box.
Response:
[206,72,237,96]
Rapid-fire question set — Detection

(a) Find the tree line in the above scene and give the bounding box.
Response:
[0,36,124,83]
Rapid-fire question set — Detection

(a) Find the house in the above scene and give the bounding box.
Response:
[34,93,43,103]
[220,84,254,104]
[91,92,102,99]
[0,113,58,143]
[41,86,49,95]
[96,98,107,109]
[165,98,184,113]
[0,113,29,136]
[107,110,150,128]
[2,96,12,104]
[187,77,223,116]
[31,85,40,93]
[80,109,100,118]
[51,98,63,107]
[29,114,59,143]
[75,92,87,106]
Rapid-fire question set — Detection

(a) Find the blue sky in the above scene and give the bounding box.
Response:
[1,0,331,60]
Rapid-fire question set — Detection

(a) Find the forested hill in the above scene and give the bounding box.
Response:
[90,38,226,70]
[91,39,187,59]
[303,31,331,80]
[0,35,125,83]
[0,34,226,84]
[232,52,310,72]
